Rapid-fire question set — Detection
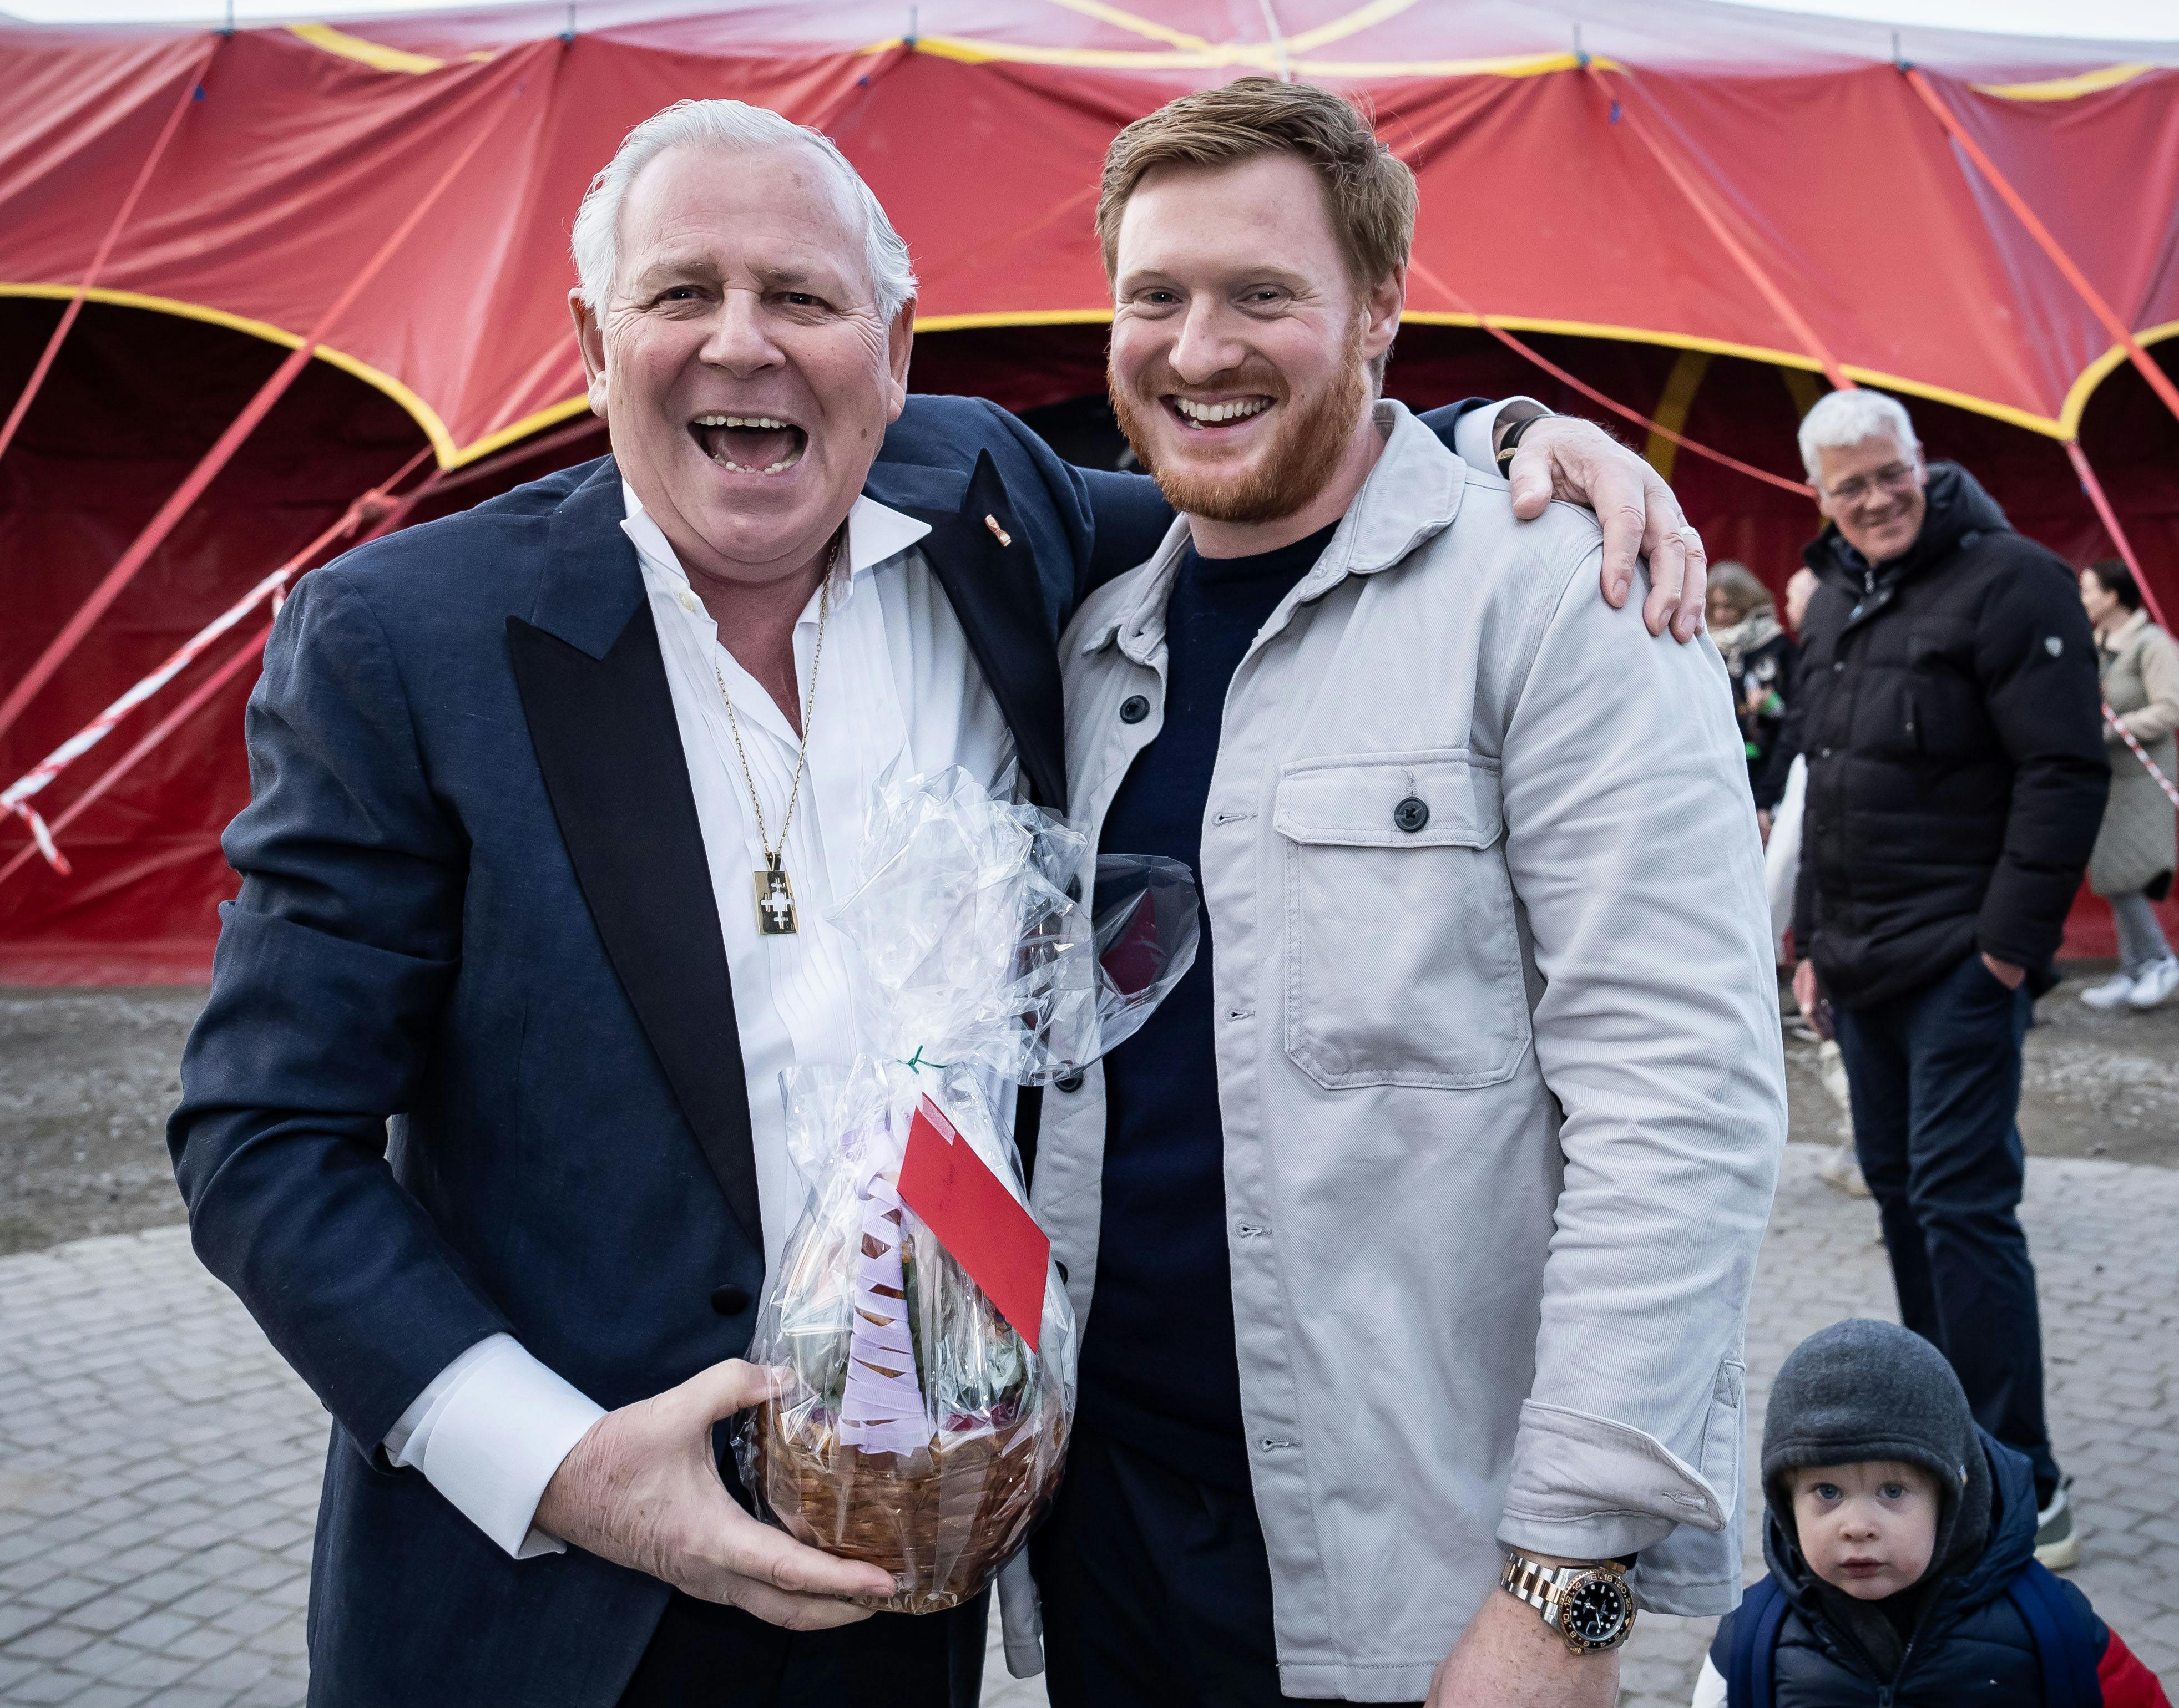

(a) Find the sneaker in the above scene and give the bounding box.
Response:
[2080,971,2137,1010]
[2126,954,2179,1011]
[2035,1482,2081,1571]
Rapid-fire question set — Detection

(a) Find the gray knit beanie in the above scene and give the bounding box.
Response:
[1762,1319,1988,1584]
[1762,1319,1975,1495]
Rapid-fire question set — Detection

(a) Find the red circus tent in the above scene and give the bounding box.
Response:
[2,0,2175,981]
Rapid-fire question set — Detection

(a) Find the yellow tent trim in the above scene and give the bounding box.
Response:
[285,23,449,75]
[0,284,463,463]
[2056,320,2179,436]
[1644,348,1713,482]
[454,395,597,465]
[915,308,1116,331]
[11,285,2175,469]
[1971,63,2157,102]
[866,31,1602,78]
[1282,0,1423,55]
[1035,0,1217,53]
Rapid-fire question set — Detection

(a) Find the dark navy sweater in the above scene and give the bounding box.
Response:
[1076,521,1338,1492]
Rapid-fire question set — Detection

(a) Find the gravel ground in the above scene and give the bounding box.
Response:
[0,988,205,1258]
[1781,965,2179,1167]
[3,968,2173,1259]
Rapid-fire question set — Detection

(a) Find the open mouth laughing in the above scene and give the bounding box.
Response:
[689,413,807,475]
[1167,394,1275,432]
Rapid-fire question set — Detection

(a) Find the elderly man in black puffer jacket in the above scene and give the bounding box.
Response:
[1779,389,2105,1568]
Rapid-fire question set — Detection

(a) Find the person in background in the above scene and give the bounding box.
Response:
[1688,1320,2170,1708]
[2075,557,2179,1012]
[1781,387,2107,1573]
[1765,567,1864,1198]
[1708,561,1799,796]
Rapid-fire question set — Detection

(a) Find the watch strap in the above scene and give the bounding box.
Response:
[1500,1551,1636,1654]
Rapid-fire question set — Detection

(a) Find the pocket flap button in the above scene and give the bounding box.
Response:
[1119,695,1150,724]
[1393,795,1430,833]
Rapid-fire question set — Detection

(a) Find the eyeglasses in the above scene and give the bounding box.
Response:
[1820,462,1919,505]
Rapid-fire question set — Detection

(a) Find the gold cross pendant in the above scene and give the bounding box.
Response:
[754,864,798,935]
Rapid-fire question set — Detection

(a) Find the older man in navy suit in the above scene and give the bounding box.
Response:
[170,99,1709,1708]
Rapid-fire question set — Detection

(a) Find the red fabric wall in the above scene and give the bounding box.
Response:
[3,307,2171,979]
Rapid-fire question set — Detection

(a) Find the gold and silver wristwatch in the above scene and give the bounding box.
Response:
[1499,1552,1637,1655]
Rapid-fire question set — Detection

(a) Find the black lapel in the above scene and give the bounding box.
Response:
[895,450,1068,810]
[507,479,762,1250]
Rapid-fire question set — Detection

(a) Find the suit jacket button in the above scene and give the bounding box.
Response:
[1055,1073,1084,1092]
[1394,796,1430,833]
[1119,695,1150,724]
[711,1285,751,1316]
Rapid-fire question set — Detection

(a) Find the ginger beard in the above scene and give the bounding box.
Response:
[1109,317,1369,526]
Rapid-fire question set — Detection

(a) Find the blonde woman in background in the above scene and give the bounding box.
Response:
[2077,558,2179,1011]
[1707,561,1799,794]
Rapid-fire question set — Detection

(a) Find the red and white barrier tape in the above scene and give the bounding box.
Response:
[0,458,428,873]
[2106,702,2179,810]
[0,561,296,874]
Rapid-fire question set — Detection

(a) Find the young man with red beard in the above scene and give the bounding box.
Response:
[1016,79,1788,1707]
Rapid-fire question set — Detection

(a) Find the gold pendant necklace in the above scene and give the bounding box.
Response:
[711,533,838,936]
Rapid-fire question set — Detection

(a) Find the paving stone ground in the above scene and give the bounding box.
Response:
[3,1146,2172,1707]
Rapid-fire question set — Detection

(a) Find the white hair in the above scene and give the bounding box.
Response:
[1797,388,1920,482]
[570,99,916,321]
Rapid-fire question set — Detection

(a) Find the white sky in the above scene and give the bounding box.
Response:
[5,0,2176,38]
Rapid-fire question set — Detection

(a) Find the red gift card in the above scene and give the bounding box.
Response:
[896,1095,1050,1354]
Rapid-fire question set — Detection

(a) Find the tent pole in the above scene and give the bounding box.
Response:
[1407,256,1816,498]
[1580,62,1854,396]
[1902,67,2179,432]
[2066,438,2170,632]
[0,49,213,469]
[0,111,504,749]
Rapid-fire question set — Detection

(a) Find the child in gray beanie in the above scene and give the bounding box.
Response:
[1689,1319,2166,1707]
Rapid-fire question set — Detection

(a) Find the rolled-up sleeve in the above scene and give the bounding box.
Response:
[1492,534,1787,1609]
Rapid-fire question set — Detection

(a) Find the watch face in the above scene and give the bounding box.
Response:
[1562,1573,1634,1649]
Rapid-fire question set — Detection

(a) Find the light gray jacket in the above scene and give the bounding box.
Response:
[1029,403,1787,1701]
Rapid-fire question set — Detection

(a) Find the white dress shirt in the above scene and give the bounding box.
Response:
[384,399,1535,1560]
[385,483,1015,1558]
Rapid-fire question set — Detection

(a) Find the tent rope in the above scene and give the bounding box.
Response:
[0,446,438,883]
[2065,438,2169,631]
[1407,256,1817,497]
[0,47,215,470]
[0,413,619,887]
[0,105,506,751]
[1580,62,1855,396]
[2060,438,2179,808]
[1902,67,2179,434]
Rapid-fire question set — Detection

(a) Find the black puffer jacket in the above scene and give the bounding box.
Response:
[1784,464,2106,1008]
[1711,1435,2105,1706]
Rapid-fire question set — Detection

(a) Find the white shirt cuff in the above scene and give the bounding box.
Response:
[1453,396,1549,475]
[383,1333,606,1560]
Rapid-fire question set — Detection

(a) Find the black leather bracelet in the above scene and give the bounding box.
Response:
[1494,410,1547,476]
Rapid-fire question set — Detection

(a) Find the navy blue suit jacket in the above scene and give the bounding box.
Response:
[169,393,1489,1706]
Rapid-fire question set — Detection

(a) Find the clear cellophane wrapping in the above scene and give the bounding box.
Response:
[734,768,1196,1614]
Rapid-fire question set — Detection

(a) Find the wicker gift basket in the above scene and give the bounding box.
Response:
[735,768,1196,1615]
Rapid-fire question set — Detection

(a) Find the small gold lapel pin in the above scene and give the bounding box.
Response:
[984,513,1012,547]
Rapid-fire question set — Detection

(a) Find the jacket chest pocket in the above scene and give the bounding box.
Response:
[1273,751,1531,1090]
